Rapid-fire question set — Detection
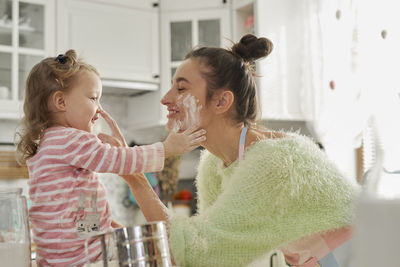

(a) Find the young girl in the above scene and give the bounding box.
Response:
[16,50,206,266]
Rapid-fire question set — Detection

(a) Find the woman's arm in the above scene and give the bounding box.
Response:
[121,173,170,223]
[120,173,177,265]
[95,110,170,222]
[111,219,123,228]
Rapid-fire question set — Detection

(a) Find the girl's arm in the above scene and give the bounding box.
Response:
[63,133,165,174]
[93,110,205,173]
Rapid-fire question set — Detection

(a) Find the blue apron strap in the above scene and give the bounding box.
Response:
[318,252,339,267]
[238,126,248,162]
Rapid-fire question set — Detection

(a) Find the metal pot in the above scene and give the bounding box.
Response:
[86,221,171,267]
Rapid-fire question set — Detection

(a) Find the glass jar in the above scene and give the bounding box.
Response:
[0,188,31,267]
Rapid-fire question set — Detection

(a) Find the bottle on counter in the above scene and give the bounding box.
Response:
[0,187,31,267]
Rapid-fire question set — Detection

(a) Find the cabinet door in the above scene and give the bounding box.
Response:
[161,0,228,12]
[0,0,54,119]
[56,0,159,83]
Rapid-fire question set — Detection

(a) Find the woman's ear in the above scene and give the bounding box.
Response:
[214,90,234,115]
[51,91,67,112]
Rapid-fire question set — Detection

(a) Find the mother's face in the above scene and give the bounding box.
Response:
[161,59,210,133]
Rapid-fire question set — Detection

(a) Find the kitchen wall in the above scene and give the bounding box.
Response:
[0,120,19,143]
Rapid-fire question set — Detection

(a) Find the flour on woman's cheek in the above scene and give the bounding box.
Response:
[182,94,202,130]
[170,94,202,133]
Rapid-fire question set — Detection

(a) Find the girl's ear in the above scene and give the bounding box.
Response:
[213,90,234,115]
[51,91,67,112]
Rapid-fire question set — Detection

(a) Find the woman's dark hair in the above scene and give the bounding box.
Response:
[185,34,273,126]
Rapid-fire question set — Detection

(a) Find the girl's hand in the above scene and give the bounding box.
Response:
[163,125,206,157]
[97,109,127,147]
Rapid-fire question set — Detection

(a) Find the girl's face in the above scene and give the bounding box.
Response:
[161,59,212,132]
[64,70,102,133]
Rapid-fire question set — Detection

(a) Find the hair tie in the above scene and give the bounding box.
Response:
[55,54,67,64]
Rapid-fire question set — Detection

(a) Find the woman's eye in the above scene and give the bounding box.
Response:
[91,97,98,101]
[177,88,185,92]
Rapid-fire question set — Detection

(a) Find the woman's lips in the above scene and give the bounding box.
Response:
[167,109,179,119]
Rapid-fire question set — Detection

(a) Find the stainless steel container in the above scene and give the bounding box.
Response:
[87,221,171,267]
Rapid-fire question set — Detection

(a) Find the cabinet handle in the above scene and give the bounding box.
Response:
[222,0,227,4]
[153,74,160,79]
[152,2,159,7]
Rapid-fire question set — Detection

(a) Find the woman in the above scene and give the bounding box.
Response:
[106,34,358,267]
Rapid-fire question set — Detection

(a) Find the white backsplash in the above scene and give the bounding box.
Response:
[0,120,20,144]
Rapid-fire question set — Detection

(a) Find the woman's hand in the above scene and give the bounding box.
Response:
[97,109,127,147]
[111,219,123,229]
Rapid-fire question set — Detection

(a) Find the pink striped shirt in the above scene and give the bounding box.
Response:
[27,126,164,266]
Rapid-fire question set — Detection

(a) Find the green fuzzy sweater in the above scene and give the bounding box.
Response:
[169,133,359,267]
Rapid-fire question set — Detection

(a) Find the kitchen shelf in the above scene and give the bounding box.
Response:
[0,150,29,179]
[0,24,39,33]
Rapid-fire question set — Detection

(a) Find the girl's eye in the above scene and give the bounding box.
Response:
[177,88,185,92]
[91,97,98,101]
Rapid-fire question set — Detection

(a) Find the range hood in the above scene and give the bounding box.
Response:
[102,79,159,97]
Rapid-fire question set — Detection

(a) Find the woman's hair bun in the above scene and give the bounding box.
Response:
[231,34,273,62]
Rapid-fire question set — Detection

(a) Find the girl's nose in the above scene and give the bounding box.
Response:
[97,103,103,113]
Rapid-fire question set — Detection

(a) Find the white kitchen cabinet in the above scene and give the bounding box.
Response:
[233,0,308,121]
[0,0,55,119]
[127,4,231,128]
[56,0,160,85]
[160,0,228,12]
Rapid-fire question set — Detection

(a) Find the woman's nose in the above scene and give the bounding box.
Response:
[161,89,173,106]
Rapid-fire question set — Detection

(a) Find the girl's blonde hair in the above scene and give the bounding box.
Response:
[16,49,99,163]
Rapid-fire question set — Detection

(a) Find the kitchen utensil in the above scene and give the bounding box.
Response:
[86,221,172,267]
[0,187,31,267]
